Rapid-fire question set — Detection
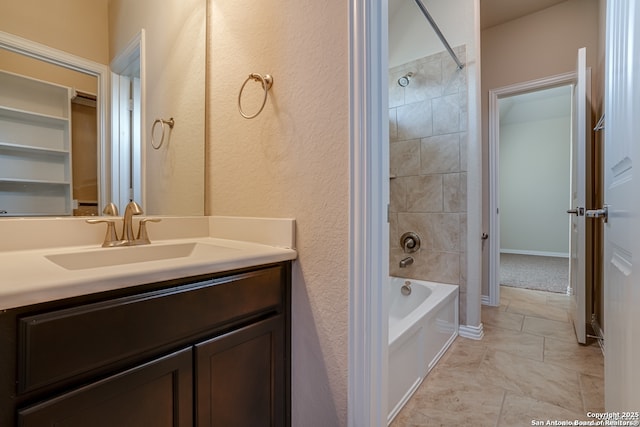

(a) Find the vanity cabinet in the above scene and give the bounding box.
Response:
[196,315,285,426]
[0,262,291,427]
[18,347,194,427]
[0,70,73,216]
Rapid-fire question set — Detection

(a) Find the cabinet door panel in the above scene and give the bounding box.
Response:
[18,347,193,427]
[196,316,284,427]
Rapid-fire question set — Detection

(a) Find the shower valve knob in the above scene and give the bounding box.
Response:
[400,232,421,253]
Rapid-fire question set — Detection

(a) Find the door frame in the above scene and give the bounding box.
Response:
[487,72,576,306]
[348,0,482,424]
[348,0,390,425]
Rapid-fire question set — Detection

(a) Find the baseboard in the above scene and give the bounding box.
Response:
[500,249,569,258]
[481,294,500,307]
[459,323,484,340]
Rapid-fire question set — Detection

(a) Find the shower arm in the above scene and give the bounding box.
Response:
[412,0,465,70]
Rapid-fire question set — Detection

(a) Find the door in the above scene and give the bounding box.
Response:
[568,47,589,344]
[195,316,286,427]
[603,0,640,410]
[17,348,193,427]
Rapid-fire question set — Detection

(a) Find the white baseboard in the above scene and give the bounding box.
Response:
[481,294,499,306]
[459,323,484,340]
[500,249,569,258]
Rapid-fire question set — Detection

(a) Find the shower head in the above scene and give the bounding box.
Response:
[397,72,413,87]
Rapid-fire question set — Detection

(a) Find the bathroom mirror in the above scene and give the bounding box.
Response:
[0,0,205,217]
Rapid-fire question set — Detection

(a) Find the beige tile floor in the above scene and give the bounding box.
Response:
[391,286,604,427]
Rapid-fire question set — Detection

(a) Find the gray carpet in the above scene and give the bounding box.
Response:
[500,253,569,294]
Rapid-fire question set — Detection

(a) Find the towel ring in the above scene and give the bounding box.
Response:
[151,117,175,149]
[238,73,273,119]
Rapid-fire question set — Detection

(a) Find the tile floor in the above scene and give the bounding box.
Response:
[390,286,604,427]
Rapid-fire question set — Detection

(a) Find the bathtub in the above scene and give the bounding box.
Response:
[387,277,459,424]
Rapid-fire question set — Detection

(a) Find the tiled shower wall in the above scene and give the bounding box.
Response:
[389,46,468,323]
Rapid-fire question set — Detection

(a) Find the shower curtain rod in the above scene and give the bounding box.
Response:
[412,0,465,70]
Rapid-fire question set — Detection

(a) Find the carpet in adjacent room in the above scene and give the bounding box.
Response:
[500,253,569,294]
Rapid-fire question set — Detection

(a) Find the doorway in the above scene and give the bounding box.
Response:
[110,30,144,214]
[487,73,577,306]
[498,85,572,295]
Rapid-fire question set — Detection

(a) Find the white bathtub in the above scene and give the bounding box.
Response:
[387,277,459,424]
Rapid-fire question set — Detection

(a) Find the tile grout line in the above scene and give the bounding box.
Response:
[495,390,508,427]
[577,370,587,414]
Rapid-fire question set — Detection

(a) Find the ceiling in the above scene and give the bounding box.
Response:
[389,0,569,30]
[480,0,568,29]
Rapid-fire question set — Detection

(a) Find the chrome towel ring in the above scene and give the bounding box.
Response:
[238,73,273,119]
[151,117,175,149]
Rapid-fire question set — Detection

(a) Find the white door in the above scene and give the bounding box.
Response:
[603,0,640,410]
[568,47,589,344]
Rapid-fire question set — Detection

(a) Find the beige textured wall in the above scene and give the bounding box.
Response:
[109,0,206,215]
[0,0,108,92]
[480,0,601,295]
[207,1,349,425]
[0,0,109,64]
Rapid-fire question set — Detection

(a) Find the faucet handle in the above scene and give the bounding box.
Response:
[125,201,143,215]
[136,218,162,244]
[86,218,121,247]
[400,232,421,253]
[102,202,119,216]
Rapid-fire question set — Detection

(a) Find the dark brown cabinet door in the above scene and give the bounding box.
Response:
[17,347,193,427]
[196,315,285,427]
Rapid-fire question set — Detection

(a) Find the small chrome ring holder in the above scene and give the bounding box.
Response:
[151,117,175,149]
[238,73,273,119]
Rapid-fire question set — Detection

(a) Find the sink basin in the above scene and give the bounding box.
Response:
[45,242,240,271]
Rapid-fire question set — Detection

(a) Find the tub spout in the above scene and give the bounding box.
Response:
[399,256,414,268]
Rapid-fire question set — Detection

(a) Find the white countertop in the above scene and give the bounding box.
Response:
[0,216,297,310]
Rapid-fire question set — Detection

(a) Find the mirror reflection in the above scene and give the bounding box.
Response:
[0,49,99,216]
[0,0,205,217]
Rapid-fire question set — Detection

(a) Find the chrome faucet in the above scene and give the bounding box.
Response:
[399,231,419,268]
[122,201,143,243]
[399,256,414,268]
[87,201,161,247]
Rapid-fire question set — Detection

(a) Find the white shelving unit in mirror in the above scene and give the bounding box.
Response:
[0,70,72,216]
